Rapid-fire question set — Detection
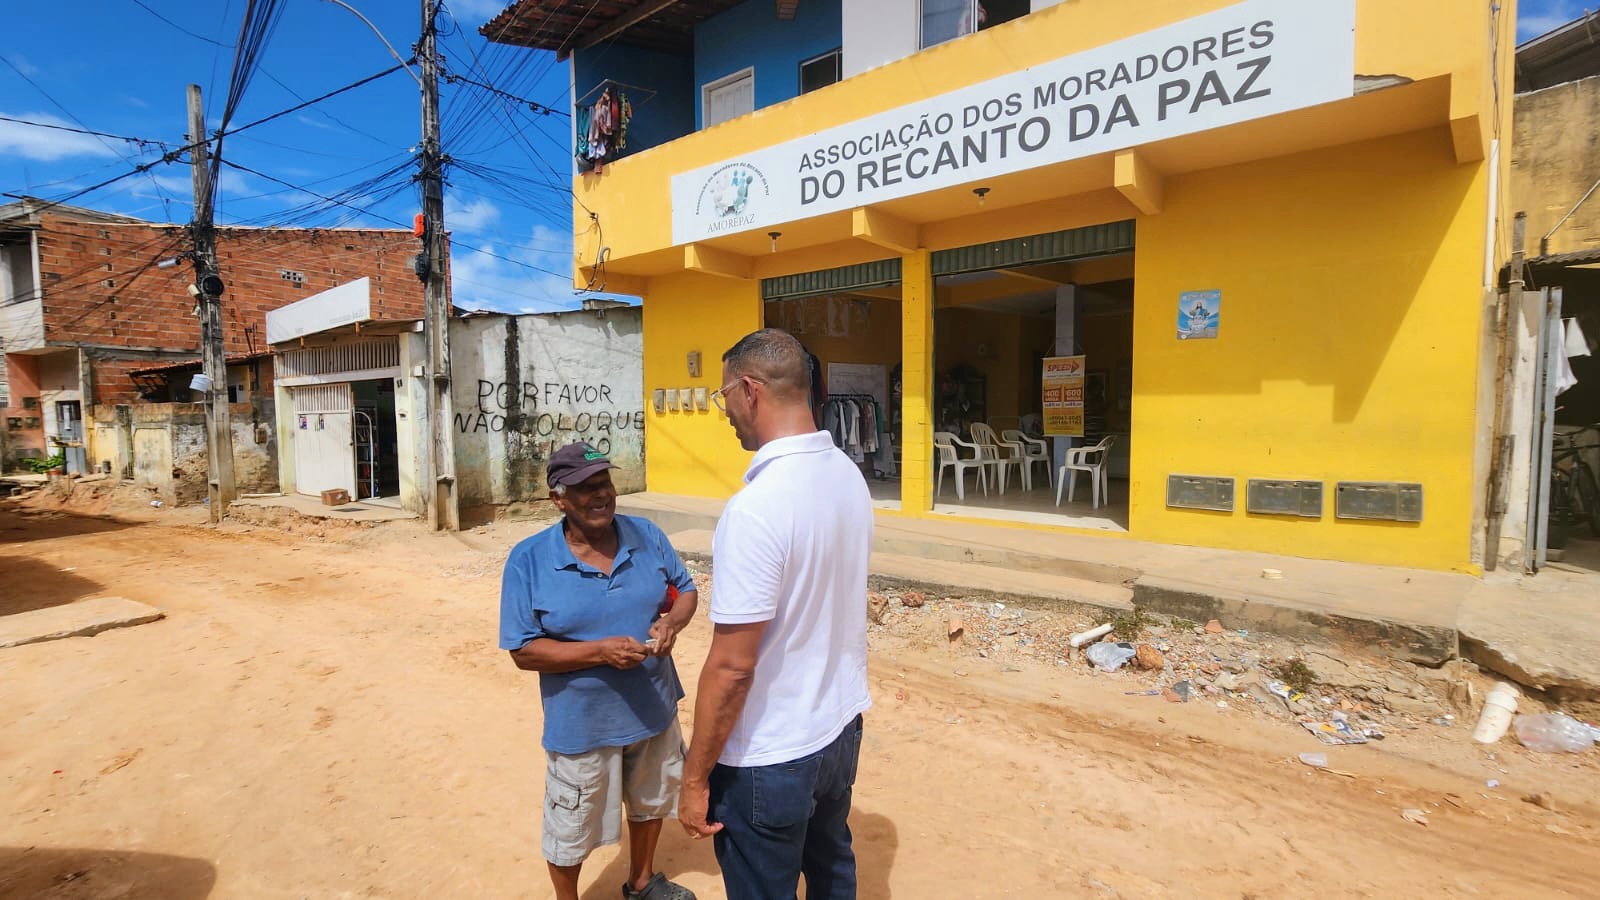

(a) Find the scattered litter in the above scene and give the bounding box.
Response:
[1401,808,1430,827]
[1430,716,1454,728]
[1068,623,1114,649]
[1134,644,1166,671]
[1298,752,1328,768]
[1514,713,1596,753]
[947,618,965,642]
[1523,791,1557,812]
[1124,689,1162,696]
[1487,779,1500,789]
[1302,719,1370,745]
[1217,701,1229,709]
[1085,642,1137,673]
[1163,681,1191,703]
[1261,568,1284,580]
[150,500,163,508]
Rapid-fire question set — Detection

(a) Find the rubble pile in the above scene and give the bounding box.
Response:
[860,585,1479,741]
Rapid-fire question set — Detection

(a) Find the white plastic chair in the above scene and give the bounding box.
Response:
[1056,435,1115,509]
[1002,428,1052,491]
[934,431,988,501]
[971,423,1024,494]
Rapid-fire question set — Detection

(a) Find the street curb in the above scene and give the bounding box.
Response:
[1132,576,1458,665]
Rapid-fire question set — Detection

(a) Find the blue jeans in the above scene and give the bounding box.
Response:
[709,716,864,900]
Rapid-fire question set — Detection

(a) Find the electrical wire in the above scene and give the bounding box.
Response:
[0,115,171,151]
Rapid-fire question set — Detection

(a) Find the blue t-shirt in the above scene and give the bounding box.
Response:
[499,514,695,755]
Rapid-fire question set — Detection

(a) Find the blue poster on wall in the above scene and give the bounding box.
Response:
[1177,290,1221,340]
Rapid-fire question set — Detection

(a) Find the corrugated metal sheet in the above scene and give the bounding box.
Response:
[761,258,902,301]
[932,221,1135,276]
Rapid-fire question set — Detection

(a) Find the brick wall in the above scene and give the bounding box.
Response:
[35,216,428,405]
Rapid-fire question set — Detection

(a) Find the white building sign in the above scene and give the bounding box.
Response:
[670,0,1355,245]
[266,277,373,344]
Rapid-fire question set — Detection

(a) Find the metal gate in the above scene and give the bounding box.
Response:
[290,383,355,498]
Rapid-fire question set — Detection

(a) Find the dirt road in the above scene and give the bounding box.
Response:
[3,500,1598,899]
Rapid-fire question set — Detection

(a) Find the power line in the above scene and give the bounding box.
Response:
[129,0,399,151]
[1,51,179,216]
[218,157,575,283]
[130,0,231,48]
[441,68,568,118]
[0,114,171,151]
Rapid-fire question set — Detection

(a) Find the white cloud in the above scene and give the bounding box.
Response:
[446,223,640,314]
[0,112,118,161]
[9,55,39,77]
[447,0,513,22]
[1518,0,1585,40]
[126,96,149,109]
[295,114,337,131]
[444,195,502,233]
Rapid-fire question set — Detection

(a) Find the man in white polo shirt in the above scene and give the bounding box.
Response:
[679,328,873,899]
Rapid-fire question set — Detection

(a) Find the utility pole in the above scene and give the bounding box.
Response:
[188,83,236,524]
[418,0,458,530]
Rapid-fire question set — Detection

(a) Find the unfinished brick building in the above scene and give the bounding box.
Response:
[1,199,425,472]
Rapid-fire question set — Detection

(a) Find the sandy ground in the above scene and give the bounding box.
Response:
[3,495,1600,899]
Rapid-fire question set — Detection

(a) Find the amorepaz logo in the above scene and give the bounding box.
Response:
[694,162,769,233]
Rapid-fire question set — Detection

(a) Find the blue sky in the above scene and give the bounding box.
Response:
[0,1,1585,313]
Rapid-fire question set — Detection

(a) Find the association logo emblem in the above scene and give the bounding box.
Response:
[695,163,769,230]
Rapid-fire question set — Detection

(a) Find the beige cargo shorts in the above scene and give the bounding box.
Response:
[542,718,685,867]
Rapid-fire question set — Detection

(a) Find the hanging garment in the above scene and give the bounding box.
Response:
[1566,318,1592,359]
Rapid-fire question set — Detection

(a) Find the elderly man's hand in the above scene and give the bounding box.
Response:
[647,616,682,657]
[596,636,649,669]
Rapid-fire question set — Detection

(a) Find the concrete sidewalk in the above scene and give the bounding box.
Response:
[620,492,1600,697]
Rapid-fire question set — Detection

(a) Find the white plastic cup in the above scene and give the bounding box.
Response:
[1472,682,1520,744]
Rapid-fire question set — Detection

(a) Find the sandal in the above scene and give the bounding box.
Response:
[622,872,696,900]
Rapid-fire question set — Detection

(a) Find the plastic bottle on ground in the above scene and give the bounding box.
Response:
[1513,713,1597,753]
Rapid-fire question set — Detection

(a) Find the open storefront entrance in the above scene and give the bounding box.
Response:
[288,378,401,506]
[763,262,905,508]
[929,226,1134,530]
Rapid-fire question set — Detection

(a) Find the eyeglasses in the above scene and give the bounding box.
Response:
[710,375,764,412]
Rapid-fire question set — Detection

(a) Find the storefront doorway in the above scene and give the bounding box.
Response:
[762,262,905,508]
[929,229,1135,530]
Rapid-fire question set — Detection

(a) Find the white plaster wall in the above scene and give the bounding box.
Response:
[395,332,427,515]
[36,349,80,444]
[0,299,45,352]
[450,308,644,511]
[1031,0,1067,10]
[843,0,919,79]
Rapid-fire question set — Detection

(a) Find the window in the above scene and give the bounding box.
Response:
[703,68,755,128]
[799,49,842,95]
[920,0,977,49]
[920,0,1027,49]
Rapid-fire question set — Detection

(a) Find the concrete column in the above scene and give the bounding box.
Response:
[901,249,935,513]
[1053,284,1078,471]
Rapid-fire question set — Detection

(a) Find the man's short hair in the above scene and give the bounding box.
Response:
[723,328,810,402]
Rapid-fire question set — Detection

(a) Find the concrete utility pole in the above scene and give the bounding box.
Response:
[418,0,459,531]
[188,83,236,523]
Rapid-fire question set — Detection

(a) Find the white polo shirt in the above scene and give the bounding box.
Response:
[710,429,874,768]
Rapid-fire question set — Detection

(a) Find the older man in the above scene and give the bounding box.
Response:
[500,441,699,900]
[680,329,874,899]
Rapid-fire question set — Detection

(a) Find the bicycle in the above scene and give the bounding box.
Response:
[1548,425,1600,545]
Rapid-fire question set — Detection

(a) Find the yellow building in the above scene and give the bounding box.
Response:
[487,0,1517,572]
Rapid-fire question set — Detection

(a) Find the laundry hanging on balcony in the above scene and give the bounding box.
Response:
[575,86,632,173]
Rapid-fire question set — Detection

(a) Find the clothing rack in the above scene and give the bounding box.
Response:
[576,78,658,106]
[823,393,896,480]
